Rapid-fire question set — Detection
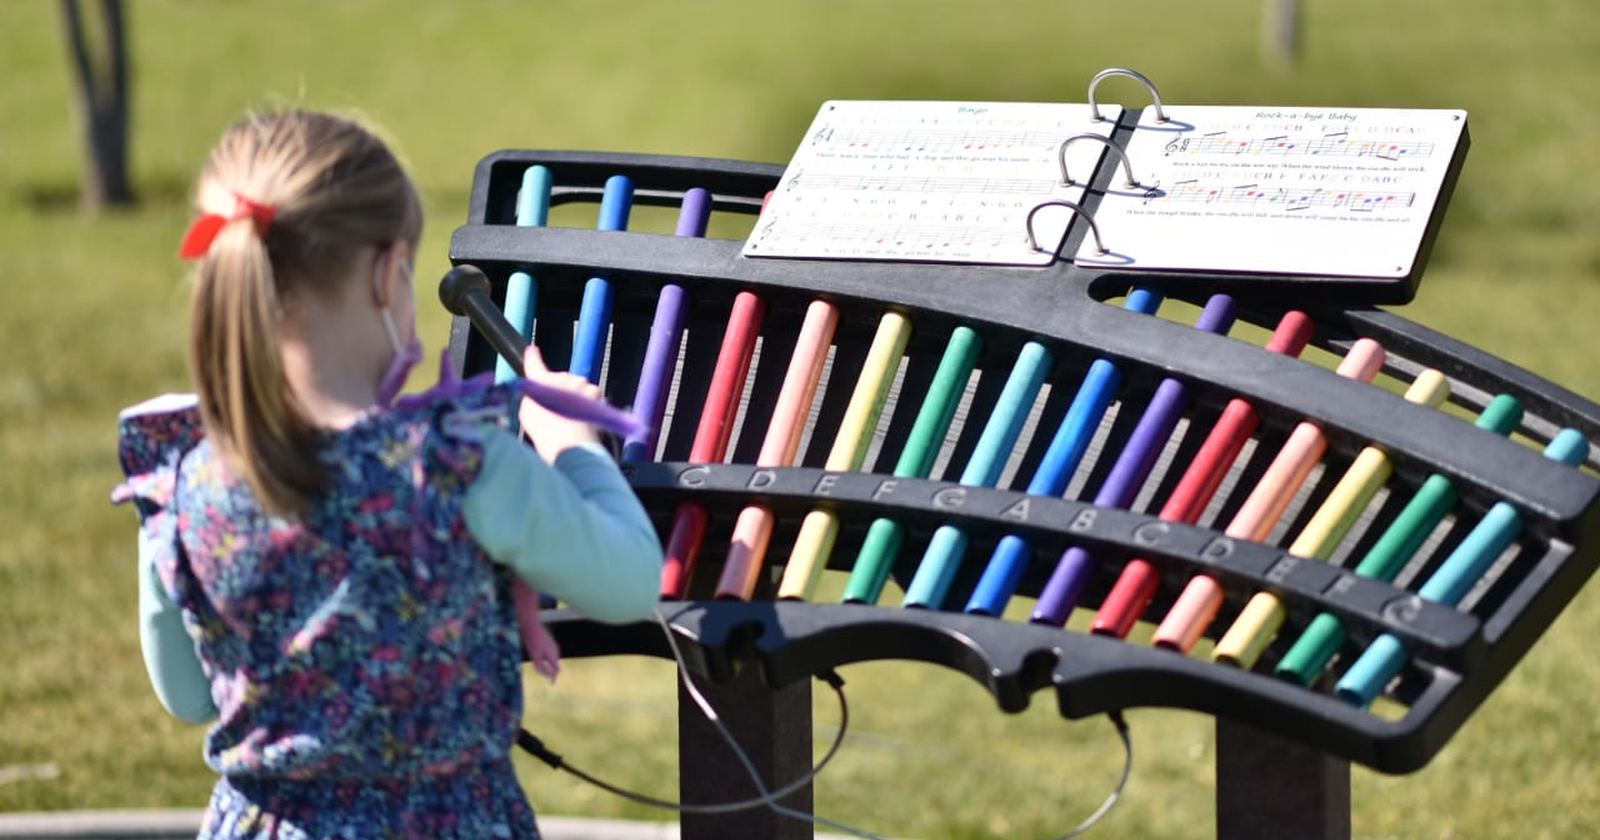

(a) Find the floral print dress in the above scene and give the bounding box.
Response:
[115,387,541,839]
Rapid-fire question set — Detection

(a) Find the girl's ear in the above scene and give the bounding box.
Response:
[370,241,413,308]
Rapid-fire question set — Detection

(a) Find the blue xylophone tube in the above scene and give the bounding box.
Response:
[496,166,555,612]
[901,341,1052,609]
[964,288,1162,616]
[570,175,634,384]
[1335,428,1589,708]
[1030,295,1238,626]
[494,166,553,386]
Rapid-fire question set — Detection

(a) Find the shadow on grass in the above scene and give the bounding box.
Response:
[16,173,192,215]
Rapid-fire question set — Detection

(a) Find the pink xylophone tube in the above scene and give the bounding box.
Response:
[1091,311,1314,638]
[716,301,839,599]
[1151,338,1385,652]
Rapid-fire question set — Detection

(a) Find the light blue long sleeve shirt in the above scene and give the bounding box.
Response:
[138,430,662,724]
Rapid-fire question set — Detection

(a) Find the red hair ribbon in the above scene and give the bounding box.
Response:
[178,191,277,260]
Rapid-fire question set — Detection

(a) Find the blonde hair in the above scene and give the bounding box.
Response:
[188,110,422,516]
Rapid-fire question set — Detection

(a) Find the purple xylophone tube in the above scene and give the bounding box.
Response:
[1031,294,1237,626]
[621,188,711,462]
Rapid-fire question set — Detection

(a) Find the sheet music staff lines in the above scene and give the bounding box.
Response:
[787,171,1056,195]
[1163,132,1437,161]
[812,127,1086,153]
[1149,182,1418,213]
[754,101,1119,265]
[757,219,1023,248]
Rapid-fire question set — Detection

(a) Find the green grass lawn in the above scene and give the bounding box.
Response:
[2,1,1598,837]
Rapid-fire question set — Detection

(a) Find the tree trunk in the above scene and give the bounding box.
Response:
[1262,0,1303,69]
[61,0,134,211]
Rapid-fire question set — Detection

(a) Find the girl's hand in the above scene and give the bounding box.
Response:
[518,346,603,460]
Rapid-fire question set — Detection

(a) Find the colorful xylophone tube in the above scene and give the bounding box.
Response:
[899,338,1054,608]
[569,175,634,384]
[961,288,1165,616]
[493,166,551,386]
[841,324,982,604]
[1026,294,1240,625]
[715,299,839,599]
[1274,395,1524,684]
[1335,428,1590,708]
[775,313,913,600]
[495,167,555,621]
[1211,369,1452,669]
[621,188,710,463]
[1151,339,1388,653]
[1089,310,1315,638]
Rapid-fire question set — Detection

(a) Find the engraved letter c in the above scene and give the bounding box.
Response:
[1133,521,1169,546]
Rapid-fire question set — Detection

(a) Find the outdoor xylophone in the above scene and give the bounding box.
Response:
[438,141,1600,838]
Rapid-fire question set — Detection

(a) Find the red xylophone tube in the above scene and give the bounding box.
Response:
[1090,311,1313,639]
[659,292,765,598]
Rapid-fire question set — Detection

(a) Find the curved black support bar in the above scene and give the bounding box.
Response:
[542,601,1462,773]
[620,462,1483,666]
[468,150,783,226]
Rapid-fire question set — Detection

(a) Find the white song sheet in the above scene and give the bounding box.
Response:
[744,100,1120,266]
[1074,106,1467,278]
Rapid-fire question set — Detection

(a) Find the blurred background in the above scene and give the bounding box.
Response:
[2,1,1596,837]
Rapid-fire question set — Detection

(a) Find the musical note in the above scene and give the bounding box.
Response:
[1075,104,1465,278]
[1160,131,1436,160]
[745,99,1115,265]
[1154,183,1416,212]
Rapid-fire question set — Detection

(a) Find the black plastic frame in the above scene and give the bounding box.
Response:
[444,141,1600,774]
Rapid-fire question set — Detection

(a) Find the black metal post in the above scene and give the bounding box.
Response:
[678,667,814,840]
[1216,718,1351,839]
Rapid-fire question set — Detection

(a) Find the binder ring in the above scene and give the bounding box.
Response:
[1026,199,1107,255]
[1088,67,1168,123]
[1058,134,1142,188]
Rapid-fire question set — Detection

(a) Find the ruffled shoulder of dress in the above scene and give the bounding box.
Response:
[436,381,523,444]
[330,372,522,552]
[318,366,521,502]
[111,393,205,513]
[411,378,522,491]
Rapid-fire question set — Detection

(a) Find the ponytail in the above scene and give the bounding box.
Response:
[186,110,422,517]
[189,220,323,516]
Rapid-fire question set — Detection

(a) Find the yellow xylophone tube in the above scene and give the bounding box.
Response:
[715,301,840,599]
[1213,368,1449,668]
[776,311,912,600]
[1153,338,1387,653]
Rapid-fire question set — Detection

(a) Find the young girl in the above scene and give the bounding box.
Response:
[114,110,663,839]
